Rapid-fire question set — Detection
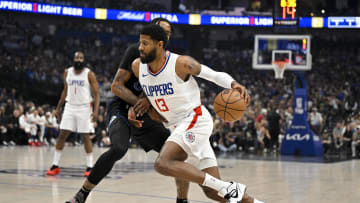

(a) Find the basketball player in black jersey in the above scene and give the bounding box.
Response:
[67,18,190,203]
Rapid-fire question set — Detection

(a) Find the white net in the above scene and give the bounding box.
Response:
[273,62,287,79]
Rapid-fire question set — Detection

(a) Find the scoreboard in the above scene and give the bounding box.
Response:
[274,0,298,27]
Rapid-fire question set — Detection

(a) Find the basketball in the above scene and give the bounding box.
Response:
[214,89,248,122]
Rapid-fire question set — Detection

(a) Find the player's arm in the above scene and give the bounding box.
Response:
[55,70,68,120]
[176,55,250,103]
[88,71,100,122]
[111,44,140,105]
[111,68,138,105]
[128,58,144,127]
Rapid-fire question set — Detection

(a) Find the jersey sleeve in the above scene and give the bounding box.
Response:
[118,43,140,72]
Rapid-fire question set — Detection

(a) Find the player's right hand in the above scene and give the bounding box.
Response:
[128,107,144,128]
[133,97,151,117]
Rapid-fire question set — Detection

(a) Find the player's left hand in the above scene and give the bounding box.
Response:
[91,112,98,122]
[134,97,151,117]
[231,81,250,105]
[128,107,144,128]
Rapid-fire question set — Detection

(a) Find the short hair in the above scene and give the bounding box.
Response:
[151,17,174,33]
[74,51,84,56]
[140,24,168,49]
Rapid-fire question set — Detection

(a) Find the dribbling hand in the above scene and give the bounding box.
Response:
[128,107,144,128]
[231,81,250,105]
[133,97,151,117]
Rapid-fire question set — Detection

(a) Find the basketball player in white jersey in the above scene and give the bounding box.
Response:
[46,51,100,177]
[129,24,264,203]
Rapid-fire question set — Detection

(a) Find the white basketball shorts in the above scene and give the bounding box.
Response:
[167,105,217,170]
[60,103,92,133]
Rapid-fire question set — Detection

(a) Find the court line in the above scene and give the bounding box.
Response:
[0,182,212,203]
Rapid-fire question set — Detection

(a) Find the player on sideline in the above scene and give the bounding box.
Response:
[129,24,264,203]
[46,51,100,177]
[66,18,190,203]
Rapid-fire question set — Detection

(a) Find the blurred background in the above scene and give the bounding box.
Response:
[0,0,359,159]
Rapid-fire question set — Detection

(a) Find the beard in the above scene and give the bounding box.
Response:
[140,48,156,64]
[74,61,85,70]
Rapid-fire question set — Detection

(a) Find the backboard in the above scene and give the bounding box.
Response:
[252,35,312,76]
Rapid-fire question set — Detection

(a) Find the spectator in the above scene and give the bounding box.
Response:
[321,129,332,154]
[309,107,323,135]
[344,96,358,117]
[256,120,271,152]
[332,122,345,150]
[351,127,360,157]
[44,111,58,145]
[2,109,23,145]
[343,122,356,154]
[95,114,108,147]
[267,106,281,150]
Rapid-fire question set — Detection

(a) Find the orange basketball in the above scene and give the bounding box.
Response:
[214,89,248,122]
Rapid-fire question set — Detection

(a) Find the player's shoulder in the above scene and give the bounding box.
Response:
[132,58,141,67]
[126,42,140,54]
[175,55,191,66]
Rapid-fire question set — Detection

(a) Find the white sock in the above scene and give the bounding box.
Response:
[254,199,264,203]
[86,153,93,168]
[53,150,61,166]
[202,173,231,197]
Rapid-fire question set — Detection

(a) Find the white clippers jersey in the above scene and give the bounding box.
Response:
[139,52,201,126]
[65,67,92,105]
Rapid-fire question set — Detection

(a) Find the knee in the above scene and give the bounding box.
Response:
[154,157,170,176]
[109,145,128,161]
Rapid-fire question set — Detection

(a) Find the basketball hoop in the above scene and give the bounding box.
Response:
[272,61,287,79]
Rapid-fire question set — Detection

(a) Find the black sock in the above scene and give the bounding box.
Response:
[176,198,188,203]
[86,167,92,172]
[79,186,91,200]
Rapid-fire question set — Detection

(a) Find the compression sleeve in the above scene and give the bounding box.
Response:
[197,64,234,89]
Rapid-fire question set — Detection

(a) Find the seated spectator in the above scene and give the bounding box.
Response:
[309,107,323,135]
[343,122,356,155]
[351,127,360,158]
[332,121,345,150]
[44,111,58,145]
[19,109,37,146]
[95,114,109,147]
[256,120,271,152]
[321,129,332,154]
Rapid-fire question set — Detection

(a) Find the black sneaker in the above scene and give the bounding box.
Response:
[66,192,86,203]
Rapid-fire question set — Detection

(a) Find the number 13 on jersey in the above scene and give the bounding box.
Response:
[155,98,169,112]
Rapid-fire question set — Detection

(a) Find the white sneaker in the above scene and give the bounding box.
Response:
[219,182,247,203]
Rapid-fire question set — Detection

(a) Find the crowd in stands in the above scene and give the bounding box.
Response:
[21,0,360,16]
[0,87,109,147]
[23,0,167,12]
[1,13,360,158]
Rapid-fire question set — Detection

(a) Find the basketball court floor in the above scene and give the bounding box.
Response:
[0,146,359,203]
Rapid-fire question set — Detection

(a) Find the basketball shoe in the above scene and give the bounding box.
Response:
[219,182,247,203]
[66,187,90,203]
[46,165,60,176]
